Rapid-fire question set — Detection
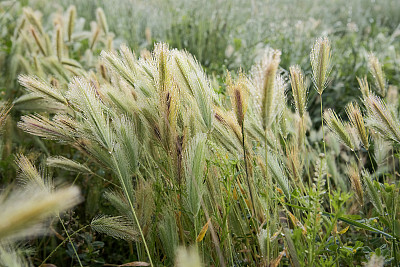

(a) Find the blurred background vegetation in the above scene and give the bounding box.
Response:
[2,0,400,123]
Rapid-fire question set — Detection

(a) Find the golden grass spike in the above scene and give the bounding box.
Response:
[270,249,286,267]
[196,218,211,242]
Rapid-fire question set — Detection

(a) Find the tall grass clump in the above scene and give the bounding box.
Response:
[5,5,400,262]
[2,0,400,265]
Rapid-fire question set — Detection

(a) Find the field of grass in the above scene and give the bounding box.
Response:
[1,0,400,266]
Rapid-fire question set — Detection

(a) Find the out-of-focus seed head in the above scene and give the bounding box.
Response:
[368,53,386,98]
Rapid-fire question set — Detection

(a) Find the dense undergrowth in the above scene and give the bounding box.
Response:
[1,0,400,266]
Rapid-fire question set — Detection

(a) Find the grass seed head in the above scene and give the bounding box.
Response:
[346,102,369,150]
[56,25,63,62]
[346,162,363,206]
[290,65,308,118]
[357,76,371,99]
[368,53,386,98]
[96,8,109,34]
[310,37,332,95]
[364,94,400,144]
[362,169,384,215]
[324,108,356,150]
[227,71,249,128]
[261,49,281,129]
[67,5,76,42]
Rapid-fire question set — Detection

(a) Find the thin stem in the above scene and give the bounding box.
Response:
[265,130,271,264]
[200,199,226,267]
[58,215,83,267]
[320,93,332,212]
[309,157,324,265]
[111,155,153,267]
[314,214,339,257]
[242,123,255,217]
[391,150,398,266]
[91,172,122,189]
[392,188,398,266]
[367,150,376,173]
[40,225,90,266]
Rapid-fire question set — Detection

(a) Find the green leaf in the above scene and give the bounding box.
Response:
[287,203,395,239]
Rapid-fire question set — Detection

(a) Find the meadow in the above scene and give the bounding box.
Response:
[0,0,400,266]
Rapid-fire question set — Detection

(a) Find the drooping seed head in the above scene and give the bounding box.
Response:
[364,94,400,144]
[324,108,356,150]
[346,102,369,150]
[346,162,363,206]
[30,26,46,56]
